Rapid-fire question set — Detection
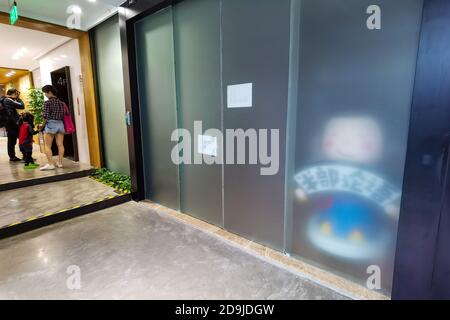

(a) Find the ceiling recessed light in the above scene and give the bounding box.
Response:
[88,0,96,2]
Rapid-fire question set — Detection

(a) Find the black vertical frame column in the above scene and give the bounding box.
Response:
[393,0,450,300]
[119,4,144,200]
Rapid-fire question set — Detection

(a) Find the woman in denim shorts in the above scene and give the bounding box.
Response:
[40,85,66,171]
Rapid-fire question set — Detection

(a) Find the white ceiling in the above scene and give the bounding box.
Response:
[0,23,70,70]
[0,0,124,31]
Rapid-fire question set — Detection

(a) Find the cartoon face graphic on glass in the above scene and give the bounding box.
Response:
[323,117,383,164]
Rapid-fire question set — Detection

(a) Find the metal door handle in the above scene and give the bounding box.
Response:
[125,111,133,126]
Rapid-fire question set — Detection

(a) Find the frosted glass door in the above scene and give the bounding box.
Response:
[135,7,180,209]
[93,15,129,175]
[221,0,291,250]
[173,0,223,226]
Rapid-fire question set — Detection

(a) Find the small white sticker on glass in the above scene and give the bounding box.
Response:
[198,135,218,157]
[227,83,253,108]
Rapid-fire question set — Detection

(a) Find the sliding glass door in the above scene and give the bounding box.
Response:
[135,7,180,210]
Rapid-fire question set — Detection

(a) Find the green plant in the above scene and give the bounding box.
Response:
[91,168,132,194]
[28,88,45,125]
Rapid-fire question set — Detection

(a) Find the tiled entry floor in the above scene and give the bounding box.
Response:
[0,202,347,300]
[0,177,117,229]
[0,137,92,186]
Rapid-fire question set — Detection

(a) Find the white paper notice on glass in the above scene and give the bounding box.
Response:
[227,83,253,108]
[198,135,218,157]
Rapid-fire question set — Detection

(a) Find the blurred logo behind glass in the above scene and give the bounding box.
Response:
[295,117,400,261]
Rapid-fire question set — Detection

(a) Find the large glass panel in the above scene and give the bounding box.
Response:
[286,0,423,294]
[222,0,291,250]
[173,0,223,226]
[93,15,130,175]
[135,7,180,209]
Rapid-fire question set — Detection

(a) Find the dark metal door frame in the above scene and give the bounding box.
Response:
[50,66,79,161]
[392,0,450,300]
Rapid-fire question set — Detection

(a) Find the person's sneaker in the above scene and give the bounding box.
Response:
[9,157,21,162]
[24,163,40,170]
[40,164,55,171]
[56,163,64,168]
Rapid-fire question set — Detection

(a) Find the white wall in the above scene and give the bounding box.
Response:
[38,39,90,165]
[32,68,42,89]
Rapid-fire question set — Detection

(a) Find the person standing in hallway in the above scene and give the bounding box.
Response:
[19,112,39,169]
[0,88,25,162]
[39,85,66,171]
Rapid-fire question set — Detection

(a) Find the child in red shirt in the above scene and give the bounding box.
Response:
[19,112,39,169]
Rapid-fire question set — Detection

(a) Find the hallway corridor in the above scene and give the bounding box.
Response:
[0,202,345,300]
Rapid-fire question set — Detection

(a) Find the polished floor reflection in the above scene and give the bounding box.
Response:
[0,177,117,228]
[0,137,92,186]
[0,202,346,300]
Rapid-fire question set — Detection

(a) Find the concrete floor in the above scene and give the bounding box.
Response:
[0,137,92,186]
[0,202,346,300]
[0,177,117,228]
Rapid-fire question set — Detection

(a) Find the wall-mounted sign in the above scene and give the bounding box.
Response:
[10,2,18,26]
[227,83,253,108]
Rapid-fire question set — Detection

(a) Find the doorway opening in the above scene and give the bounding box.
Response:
[0,11,120,235]
[0,21,94,186]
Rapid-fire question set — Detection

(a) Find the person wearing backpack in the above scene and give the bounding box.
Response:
[0,88,25,162]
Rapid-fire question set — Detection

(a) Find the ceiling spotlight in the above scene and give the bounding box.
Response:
[88,0,97,2]
[12,47,28,60]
